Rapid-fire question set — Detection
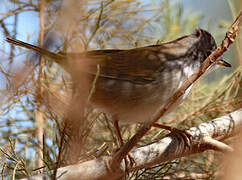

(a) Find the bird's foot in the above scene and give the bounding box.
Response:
[153,123,192,147]
[169,128,192,147]
[106,148,136,179]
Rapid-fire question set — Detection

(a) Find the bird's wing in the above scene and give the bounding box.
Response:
[7,35,198,85]
[6,37,164,85]
[66,48,167,85]
[70,33,201,85]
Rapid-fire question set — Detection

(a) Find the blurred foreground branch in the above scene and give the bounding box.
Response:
[22,109,242,180]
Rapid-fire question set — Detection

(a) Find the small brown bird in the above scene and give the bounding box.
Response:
[6,29,231,144]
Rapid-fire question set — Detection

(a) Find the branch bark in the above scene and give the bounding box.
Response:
[22,109,242,180]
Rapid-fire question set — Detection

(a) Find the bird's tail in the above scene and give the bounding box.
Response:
[6,37,64,61]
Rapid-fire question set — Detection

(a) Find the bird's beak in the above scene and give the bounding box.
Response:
[216,59,232,67]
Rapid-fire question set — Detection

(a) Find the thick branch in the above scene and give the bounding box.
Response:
[22,109,242,180]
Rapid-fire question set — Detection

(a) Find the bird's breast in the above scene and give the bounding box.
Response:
[90,63,197,123]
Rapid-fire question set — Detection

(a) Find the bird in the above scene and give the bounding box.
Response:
[6,28,231,146]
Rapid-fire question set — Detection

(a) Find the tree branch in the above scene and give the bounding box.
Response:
[21,109,242,180]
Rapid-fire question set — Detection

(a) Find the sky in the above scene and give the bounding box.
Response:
[0,0,234,44]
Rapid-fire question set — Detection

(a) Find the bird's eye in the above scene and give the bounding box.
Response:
[195,28,202,37]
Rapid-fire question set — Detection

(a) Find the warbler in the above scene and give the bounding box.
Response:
[6,28,231,138]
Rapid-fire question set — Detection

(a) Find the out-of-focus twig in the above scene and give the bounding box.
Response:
[35,0,46,172]
[85,2,104,49]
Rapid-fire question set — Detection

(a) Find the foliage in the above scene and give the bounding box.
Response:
[0,0,241,179]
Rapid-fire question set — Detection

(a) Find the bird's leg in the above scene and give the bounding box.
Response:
[113,120,135,175]
[113,120,124,147]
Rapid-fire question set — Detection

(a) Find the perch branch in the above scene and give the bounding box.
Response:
[21,109,242,180]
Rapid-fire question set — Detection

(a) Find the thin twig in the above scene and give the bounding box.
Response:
[35,0,46,171]
[53,126,66,179]
[11,161,20,180]
[85,2,104,49]
[1,162,6,180]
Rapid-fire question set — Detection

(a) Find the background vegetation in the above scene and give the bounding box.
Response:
[0,0,241,179]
